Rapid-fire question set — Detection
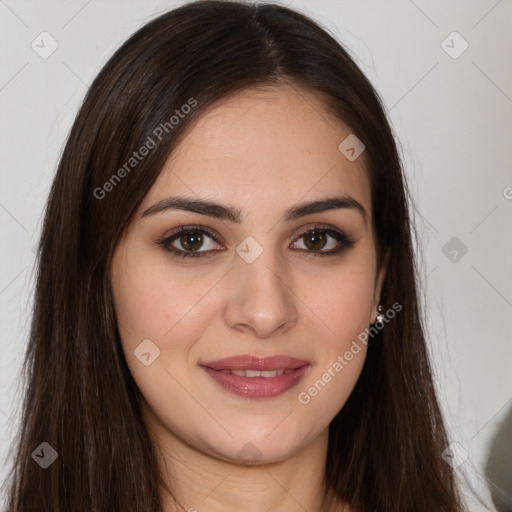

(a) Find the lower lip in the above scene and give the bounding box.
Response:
[201,365,310,399]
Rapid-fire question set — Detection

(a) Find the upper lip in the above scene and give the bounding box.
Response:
[201,355,309,371]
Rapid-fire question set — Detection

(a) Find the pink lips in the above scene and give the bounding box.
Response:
[200,355,310,399]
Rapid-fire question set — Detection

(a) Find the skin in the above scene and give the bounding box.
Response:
[110,83,386,512]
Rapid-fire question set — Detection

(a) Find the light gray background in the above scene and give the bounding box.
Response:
[1,1,511,510]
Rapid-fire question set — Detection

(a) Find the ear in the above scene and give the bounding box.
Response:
[372,249,390,321]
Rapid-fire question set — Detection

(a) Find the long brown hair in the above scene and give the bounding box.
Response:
[3,1,465,510]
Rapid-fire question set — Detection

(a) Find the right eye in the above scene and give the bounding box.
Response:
[156,226,225,259]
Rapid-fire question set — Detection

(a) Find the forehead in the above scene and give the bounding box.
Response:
[141,84,371,219]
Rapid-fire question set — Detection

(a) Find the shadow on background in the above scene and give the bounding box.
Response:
[485,402,512,512]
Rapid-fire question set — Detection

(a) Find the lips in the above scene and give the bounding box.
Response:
[201,355,309,371]
[200,355,310,399]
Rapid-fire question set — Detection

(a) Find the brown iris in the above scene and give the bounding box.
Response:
[303,229,327,251]
[180,231,203,251]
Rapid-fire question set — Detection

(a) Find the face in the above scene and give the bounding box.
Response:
[110,84,385,465]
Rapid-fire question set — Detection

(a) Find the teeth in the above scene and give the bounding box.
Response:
[227,368,293,377]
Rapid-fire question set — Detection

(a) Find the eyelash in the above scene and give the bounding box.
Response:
[156,224,355,259]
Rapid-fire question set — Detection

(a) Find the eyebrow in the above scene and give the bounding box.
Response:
[141,195,367,223]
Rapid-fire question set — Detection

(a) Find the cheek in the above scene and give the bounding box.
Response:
[293,255,376,421]
[110,249,222,420]
[300,252,377,345]
[295,344,366,444]
[314,271,374,331]
[110,250,220,447]
[293,294,370,436]
[111,248,219,347]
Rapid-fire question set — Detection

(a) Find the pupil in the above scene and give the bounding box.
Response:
[305,230,326,250]
[181,232,203,251]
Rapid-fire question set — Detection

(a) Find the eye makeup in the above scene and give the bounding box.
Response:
[155,223,355,259]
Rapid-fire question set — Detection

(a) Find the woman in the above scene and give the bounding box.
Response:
[3,1,466,510]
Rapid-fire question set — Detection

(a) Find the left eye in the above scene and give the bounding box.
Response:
[157,225,354,259]
[291,227,354,255]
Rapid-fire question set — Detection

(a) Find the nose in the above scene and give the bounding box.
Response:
[223,248,298,339]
